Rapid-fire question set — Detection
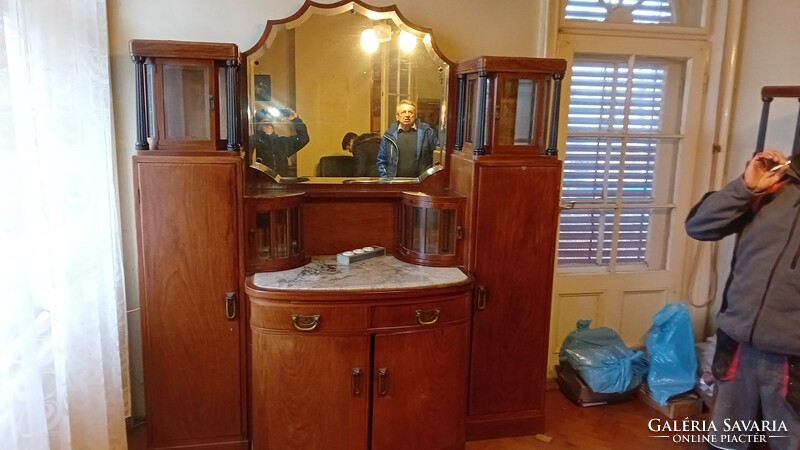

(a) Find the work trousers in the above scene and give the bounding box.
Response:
[708,336,800,450]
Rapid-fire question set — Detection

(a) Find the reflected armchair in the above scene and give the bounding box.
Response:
[352,133,381,177]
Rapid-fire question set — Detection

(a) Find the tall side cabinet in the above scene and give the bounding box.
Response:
[454,156,562,439]
[450,56,566,440]
[131,40,248,450]
[134,154,247,449]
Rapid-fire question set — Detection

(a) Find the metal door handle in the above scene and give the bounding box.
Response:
[377,368,388,396]
[352,368,362,396]
[225,292,236,319]
[476,286,487,311]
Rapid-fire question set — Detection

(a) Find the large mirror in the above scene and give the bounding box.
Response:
[244,1,450,183]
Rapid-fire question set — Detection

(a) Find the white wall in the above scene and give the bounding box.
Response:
[108,0,548,421]
[711,0,800,328]
[727,1,800,174]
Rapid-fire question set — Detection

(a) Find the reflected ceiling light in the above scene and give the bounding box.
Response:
[398,30,417,53]
[361,22,392,53]
[360,29,379,53]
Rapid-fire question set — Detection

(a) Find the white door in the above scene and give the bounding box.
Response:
[548,34,708,375]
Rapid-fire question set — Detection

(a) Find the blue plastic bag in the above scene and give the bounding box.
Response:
[645,303,697,405]
[559,320,646,394]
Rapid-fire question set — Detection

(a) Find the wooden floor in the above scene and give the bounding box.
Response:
[127,382,709,450]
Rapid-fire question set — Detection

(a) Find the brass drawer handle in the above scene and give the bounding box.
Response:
[416,308,440,326]
[291,314,320,331]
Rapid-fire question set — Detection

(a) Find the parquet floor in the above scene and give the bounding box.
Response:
[465,382,708,450]
[126,382,711,450]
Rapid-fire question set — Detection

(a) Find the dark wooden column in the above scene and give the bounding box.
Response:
[132,55,149,150]
[546,73,564,157]
[226,59,241,151]
[473,72,489,155]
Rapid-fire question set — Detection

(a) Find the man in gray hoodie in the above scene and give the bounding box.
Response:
[685,149,799,450]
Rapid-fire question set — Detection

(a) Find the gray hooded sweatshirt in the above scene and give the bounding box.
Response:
[685,165,800,356]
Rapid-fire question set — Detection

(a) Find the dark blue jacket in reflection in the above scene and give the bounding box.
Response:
[376,120,437,178]
[252,118,310,176]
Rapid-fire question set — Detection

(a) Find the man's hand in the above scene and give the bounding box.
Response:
[744,150,790,193]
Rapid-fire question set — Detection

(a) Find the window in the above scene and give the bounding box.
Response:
[562,0,708,28]
[550,0,714,376]
[558,55,684,269]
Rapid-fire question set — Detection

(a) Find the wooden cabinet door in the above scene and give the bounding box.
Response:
[372,324,469,450]
[468,164,561,416]
[136,158,246,447]
[251,333,370,450]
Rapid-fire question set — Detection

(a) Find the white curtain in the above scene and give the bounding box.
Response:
[0,0,129,448]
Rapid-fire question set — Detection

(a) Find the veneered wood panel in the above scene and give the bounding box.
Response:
[468,163,561,417]
[136,160,244,446]
[369,294,469,329]
[130,39,239,60]
[302,198,397,255]
[448,153,477,269]
[372,324,468,450]
[251,332,370,450]
[250,301,368,332]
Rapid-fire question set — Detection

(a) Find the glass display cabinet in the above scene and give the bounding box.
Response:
[455,56,565,157]
[129,40,241,151]
[397,191,464,266]
[245,192,306,272]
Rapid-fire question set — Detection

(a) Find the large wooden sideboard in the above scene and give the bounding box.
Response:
[130,3,565,448]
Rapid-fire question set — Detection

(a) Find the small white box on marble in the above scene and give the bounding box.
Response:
[337,246,385,265]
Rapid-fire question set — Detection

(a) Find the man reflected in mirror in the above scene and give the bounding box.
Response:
[341,132,358,154]
[252,108,310,176]
[377,99,437,178]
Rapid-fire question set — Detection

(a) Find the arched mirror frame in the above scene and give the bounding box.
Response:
[240,0,456,191]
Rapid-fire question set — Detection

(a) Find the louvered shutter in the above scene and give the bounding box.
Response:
[558,57,672,267]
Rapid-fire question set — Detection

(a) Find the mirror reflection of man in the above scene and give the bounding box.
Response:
[252,108,310,176]
[377,99,437,178]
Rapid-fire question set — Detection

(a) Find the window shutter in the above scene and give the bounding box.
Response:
[564,0,675,24]
[558,58,667,266]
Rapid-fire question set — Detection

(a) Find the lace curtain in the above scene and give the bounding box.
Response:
[0,0,129,448]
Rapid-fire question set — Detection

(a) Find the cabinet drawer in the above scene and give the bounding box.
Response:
[370,294,469,329]
[251,303,368,332]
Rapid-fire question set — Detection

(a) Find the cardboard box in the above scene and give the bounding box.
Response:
[637,384,704,419]
[556,364,639,407]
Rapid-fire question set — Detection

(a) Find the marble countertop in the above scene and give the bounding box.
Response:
[251,255,469,292]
